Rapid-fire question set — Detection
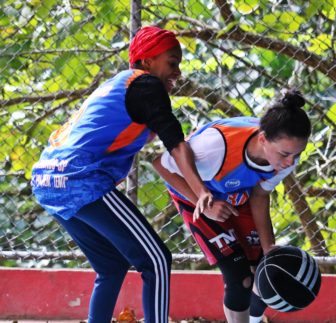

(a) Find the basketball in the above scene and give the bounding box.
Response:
[255,246,321,312]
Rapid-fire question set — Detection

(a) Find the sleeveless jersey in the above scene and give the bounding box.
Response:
[170,117,277,206]
[31,69,151,219]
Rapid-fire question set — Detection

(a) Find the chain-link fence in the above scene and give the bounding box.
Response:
[0,0,335,271]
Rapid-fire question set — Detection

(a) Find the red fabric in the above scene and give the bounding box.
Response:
[129,26,180,66]
[169,192,262,266]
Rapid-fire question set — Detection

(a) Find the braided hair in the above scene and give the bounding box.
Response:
[260,89,311,141]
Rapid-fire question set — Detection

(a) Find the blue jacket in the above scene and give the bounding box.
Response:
[31,69,151,219]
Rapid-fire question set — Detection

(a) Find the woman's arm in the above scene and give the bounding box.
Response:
[153,155,198,204]
[126,75,213,215]
[249,184,276,254]
[153,156,238,222]
[169,141,213,217]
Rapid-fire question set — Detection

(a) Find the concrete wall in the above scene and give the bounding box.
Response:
[0,268,335,322]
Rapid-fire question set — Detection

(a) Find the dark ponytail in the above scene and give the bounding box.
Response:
[260,89,311,141]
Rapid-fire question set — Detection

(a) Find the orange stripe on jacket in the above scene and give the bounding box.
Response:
[125,69,148,87]
[107,70,149,153]
[49,105,88,148]
[213,125,258,181]
[106,122,147,153]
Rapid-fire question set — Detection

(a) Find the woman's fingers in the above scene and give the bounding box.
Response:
[193,191,213,222]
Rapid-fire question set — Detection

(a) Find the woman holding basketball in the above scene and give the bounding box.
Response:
[153,90,311,323]
[31,26,212,323]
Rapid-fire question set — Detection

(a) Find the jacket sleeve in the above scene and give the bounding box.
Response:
[125,74,185,152]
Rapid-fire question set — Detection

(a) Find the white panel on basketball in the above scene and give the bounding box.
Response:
[295,249,320,294]
[296,249,309,281]
[308,262,320,291]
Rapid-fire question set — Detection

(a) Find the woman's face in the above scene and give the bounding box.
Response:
[261,133,308,171]
[143,46,182,93]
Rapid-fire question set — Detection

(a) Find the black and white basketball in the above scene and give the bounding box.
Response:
[255,246,321,312]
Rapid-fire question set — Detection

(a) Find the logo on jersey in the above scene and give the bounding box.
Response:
[246,230,260,246]
[209,229,237,248]
[224,179,241,189]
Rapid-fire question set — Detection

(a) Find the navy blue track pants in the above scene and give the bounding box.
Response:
[53,189,172,323]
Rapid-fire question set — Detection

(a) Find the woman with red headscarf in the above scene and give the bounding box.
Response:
[31,26,213,323]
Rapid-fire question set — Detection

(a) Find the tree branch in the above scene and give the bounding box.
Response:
[283,174,329,259]
[1,47,125,57]
[177,28,336,82]
[159,14,335,126]
[214,0,235,23]
[173,78,239,116]
[305,186,336,199]
[0,70,108,108]
[24,97,79,145]
[0,89,90,107]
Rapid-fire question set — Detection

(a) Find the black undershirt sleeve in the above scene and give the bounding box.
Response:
[125,74,185,152]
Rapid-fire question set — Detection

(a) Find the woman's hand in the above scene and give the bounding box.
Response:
[193,189,213,220]
[194,199,239,222]
[262,244,279,255]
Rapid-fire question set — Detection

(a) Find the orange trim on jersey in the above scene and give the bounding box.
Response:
[125,69,149,87]
[213,125,258,181]
[106,70,149,153]
[106,122,147,153]
[49,104,88,148]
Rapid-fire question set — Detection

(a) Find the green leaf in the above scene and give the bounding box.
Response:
[251,47,294,78]
[188,0,212,19]
[230,98,253,116]
[179,37,197,54]
[54,52,73,73]
[279,12,305,33]
[171,97,196,110]
[0,44,24,70]
[96,2,119,23]
[119,49,129,63]
[263,13,277,25]
[306,0,323,19]
[306,197,325,213]
[100,24,118,43]
[204,57,218,72]
[36,0,57,19]
[239,23,254,32]
[221,54,236,70]
[217,22,239,37]
[0,11,11,26]
[328,216,336,230]
[146,0,177,16]
[180,58,203,72]
[326,104,336,124]
[62,57,88,85]
[234,0,259,14]
[262,11,305,39]
[308,34,332,55]
[299,142,322,163]
[138,182,170,210]
[322,0,336,20]
[10,146,26,171]
[43,76,62,92]
[253,87,275,99]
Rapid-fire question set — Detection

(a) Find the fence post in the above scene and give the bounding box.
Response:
[126,0,142,203]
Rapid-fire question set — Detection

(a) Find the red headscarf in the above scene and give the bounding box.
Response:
[129,26,180,67]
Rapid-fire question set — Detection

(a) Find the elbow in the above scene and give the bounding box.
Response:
[152,155,161,172]
[153,155,173,180]
[152,155,163,173]
[170,141,189,158]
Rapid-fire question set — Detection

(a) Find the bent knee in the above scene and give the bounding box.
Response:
[135,247,172,273]
[243,275,253,289]
[224,275,253,311]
